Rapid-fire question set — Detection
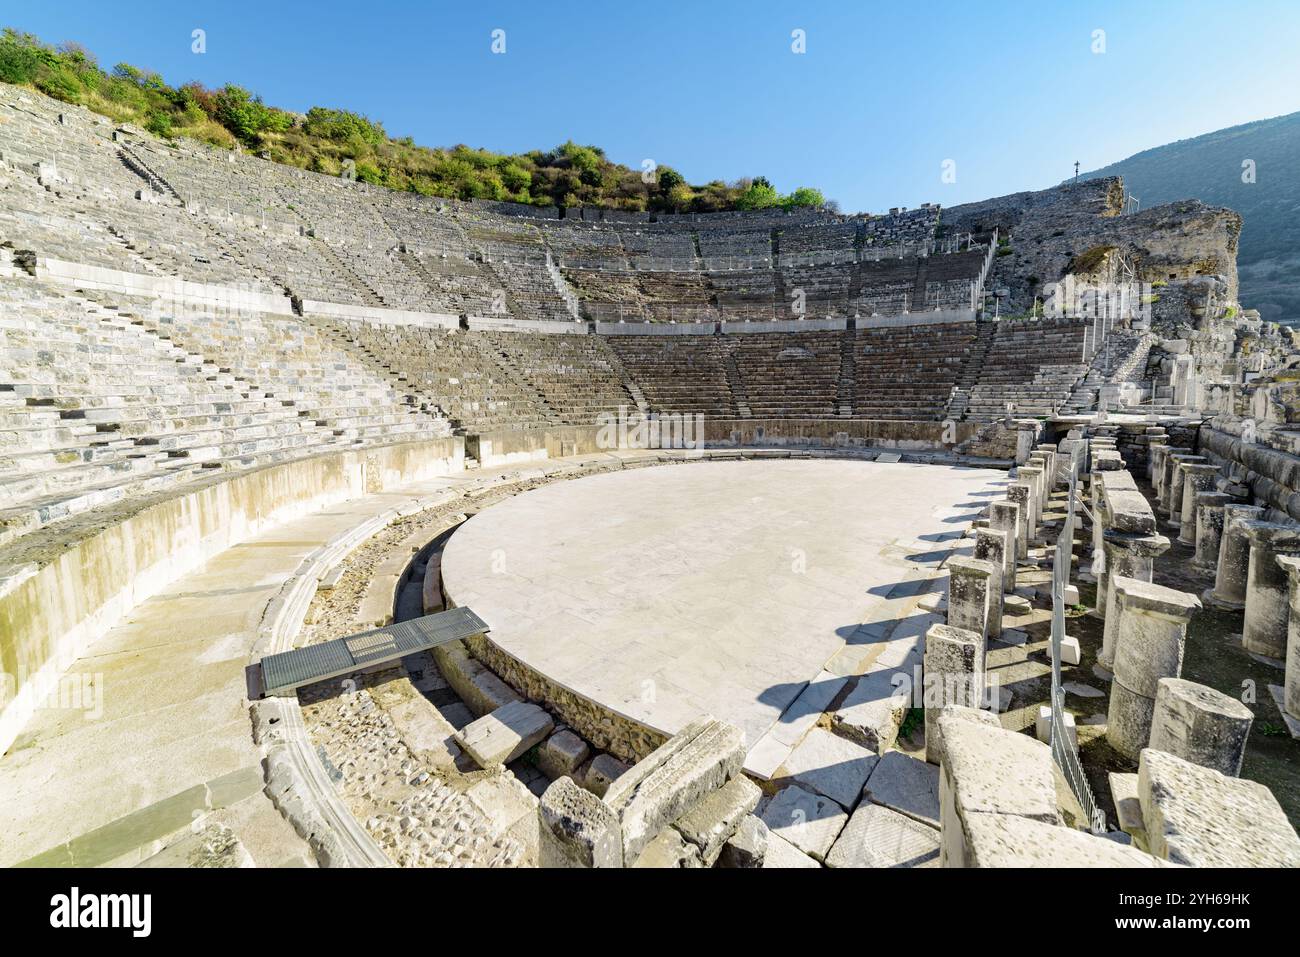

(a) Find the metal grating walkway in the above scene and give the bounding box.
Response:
[257,607,490,697]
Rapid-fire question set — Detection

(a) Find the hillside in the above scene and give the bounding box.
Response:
[0,27,825,214]
[1083,111,1300,323]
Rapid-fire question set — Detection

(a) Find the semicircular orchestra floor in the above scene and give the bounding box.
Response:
[441,458,1008,772]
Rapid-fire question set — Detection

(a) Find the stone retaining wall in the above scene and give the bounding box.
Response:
[0,437,464,755]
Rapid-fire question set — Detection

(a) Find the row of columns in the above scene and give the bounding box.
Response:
[1098,435,1300,768]
[925,442,1060,764]
[1083,429,1255,774]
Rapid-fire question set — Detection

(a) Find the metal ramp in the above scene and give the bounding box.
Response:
[256,607,490,698]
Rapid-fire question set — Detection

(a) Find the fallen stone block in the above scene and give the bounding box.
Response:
[825,802,940,868]
[1109,771,1145,845]
[862,749,941,827]
[432,641,521,716]
[718,814,769,868]
[1147,678,1253,777]
[761,831,821,868]
[466,774,540,866]
[455,700,554,767]
[938,716,1061,868]
[604,717,745,863]
[959,813,1165,867]
[671,774,762,866]
[582,753,630,798]
[925,704,1001,768]
[538,776,623,868]
[1138,748,1300,867]
[536,728,590,781]
[758,783,847,862]
[832,667,910,752]
[779,727,879,810]
[630,826,704,868]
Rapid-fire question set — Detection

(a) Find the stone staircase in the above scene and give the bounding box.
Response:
[945,320,995,421]
[837,326,856,417]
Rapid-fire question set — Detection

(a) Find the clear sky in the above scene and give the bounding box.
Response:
[8,1,1300,213]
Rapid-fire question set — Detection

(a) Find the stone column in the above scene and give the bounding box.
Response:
[1023,459,1047,527]
[1148,677,1253,777]
[1158,447,1191,515]
[1089,471,1108,574]
[923,623,985,765]
[946,556,998,643]
[1144,427,1168,471]
[1177,464,1221,544]
[973,529,1007,640]
[1007,484,1032,559]
[1106,577,1202,759]
[988,501,1019,592]
[1098,531,1171,669]
[1149,443,1171,498]
[1274,556,1300,722]
[1165,454,1206,526]
[1208,504,1263,609]
[1192,491,1232,571]
[1034,444,1058,490]
[1242,521,1300,660]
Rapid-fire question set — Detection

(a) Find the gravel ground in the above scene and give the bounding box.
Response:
[296,462,635,866]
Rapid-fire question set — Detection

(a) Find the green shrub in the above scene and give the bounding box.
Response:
[0,26,832,213]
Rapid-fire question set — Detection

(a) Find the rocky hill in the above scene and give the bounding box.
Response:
[1082,111,1300,323]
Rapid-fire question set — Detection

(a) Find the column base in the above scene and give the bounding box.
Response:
[1267,685,1300,739]
[1202,587,1245,611]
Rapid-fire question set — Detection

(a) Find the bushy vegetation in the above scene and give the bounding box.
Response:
[0,28,829,214]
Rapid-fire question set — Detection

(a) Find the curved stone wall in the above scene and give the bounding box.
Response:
[0,437,463,754]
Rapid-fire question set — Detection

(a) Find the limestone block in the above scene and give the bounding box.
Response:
[1111,576,1201,699]
[832,667,910,753]
[862,749,940,827]
[1035,705,1076,748]
[989,500,1020,590]
[974,528,1008,639]
[1278,555,1300,719]
[1211,504,1264,608]
[1060,635,1082,665]
[1243,521,1300,659]
[959,814,1164,868]
[937,715,1060,868]
[825,802,940,869]
[583,753,630,798]
[455,700,554,767]
[603,717,745,863]
[718,814,769,868]
[760,831,821,869]
[385,695,462,771]
[1147,678,1253,777]
[671,774,761,866]
[1109,771,1145,842]
[538,776,623,868]
[779,727,879,810]
[1106,676,1157,759]
[1192,491,1232,569]
[432,641,521,716]
[630,827,704,868]
[536,729,590,781]
[1138,748,1300,867]
[923,623,985,763]
[758,784,847,861]
[946,556,997,640]
[925,703,1001,769]
[466,774,540,865]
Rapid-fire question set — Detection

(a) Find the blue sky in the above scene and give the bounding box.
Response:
[9,1,1300,213]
